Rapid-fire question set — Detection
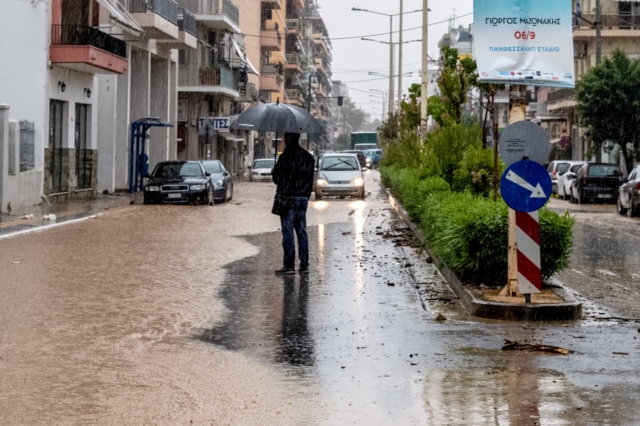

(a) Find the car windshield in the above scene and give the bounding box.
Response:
[569,164,583,173]
[363,150,375,158]
[201,161,222,174]
[588,165,621,177]
[153,163,203,178]
[253,160,275,169]
[321,156,359,171]
[557,163,570,175]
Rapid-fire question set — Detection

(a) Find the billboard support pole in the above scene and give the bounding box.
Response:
[596,0,602,64]
[502,85,528,298]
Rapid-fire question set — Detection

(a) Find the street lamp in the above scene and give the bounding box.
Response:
[371,89,389,121]
[352,6,423,118]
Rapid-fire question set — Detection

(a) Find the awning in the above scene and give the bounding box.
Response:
[97,0,144,34]
[231,38,260,76]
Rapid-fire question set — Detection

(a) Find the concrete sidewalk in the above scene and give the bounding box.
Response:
[0,192,136,236]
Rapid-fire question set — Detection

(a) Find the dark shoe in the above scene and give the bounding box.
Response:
[299,264,309,274]
[275,267,295,275]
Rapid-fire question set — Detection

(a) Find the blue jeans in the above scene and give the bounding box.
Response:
[280,197,309,269]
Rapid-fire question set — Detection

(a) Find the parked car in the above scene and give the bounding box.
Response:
[547,160,571,194]
[557,161,586,200]
[315,153,365,200]
[144,161,213,205]
[617,165,640,217]
[339,150,368,170]
[569,163,625,204]
[250,158,276,182]
[363,149,382,169]
[200,160,233,203]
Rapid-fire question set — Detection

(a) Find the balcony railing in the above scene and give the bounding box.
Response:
[576,13,640,30]
[285,54,301,66]
[547,88,575,103]
[178,8,196,35]
[179,64,236,90]
[181,0,239,26]
[51,25,127,58]
[130,0,178,25]
[286,19,300,30]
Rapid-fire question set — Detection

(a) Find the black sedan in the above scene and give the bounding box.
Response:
[144,161,213,205]
[200,160,234,203]
[570,163,625,204]
[617,165,640,217]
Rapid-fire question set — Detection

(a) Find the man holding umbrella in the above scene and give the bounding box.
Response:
[272,133,315,275]
[230,100,324,275]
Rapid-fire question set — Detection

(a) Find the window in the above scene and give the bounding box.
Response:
[202,161,223,174]
[588,165,622,177]
[153,162,203,178]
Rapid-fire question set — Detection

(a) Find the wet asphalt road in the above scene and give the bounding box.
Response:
[548,199,640,319]
[1,172,640,425]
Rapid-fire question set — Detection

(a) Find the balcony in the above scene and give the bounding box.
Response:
[285,89,304,106]
[260,64,284,92]
[285,54,302,72]
[312,33,332,59]
[50,25,128,74]
[290,0,304,10]
[178,64,239,97]
[129,0,179,40]
[158,8,197,49]
[260,22,282,52]
[261,0,281,10]
[180,0,240,33]
[286,19,300,33]
[315,57,330,78]
[574,13,640,40]
[546,88,576,112]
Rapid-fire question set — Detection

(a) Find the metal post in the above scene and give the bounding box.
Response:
[420,0,429,129]
[595,0,601,64]
[398,0,403,107]
[388,15,395,118]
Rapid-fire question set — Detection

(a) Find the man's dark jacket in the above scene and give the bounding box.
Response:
[272,143,315,198]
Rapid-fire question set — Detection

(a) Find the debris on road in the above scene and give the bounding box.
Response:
[435,314,447,322]
[42,214,57,221]
[502,340,573,355]
[19,214,35,220]
[613,352,630,356]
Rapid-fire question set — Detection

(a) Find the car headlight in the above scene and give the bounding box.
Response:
[146,186,160,192]
[213,180,224,188]
[317,178,327,186]
[352,177,364,186]
[190,184,206,191]
[366,158,372,164]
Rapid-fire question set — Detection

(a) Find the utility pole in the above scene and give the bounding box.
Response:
[420,0,429,129]
[389,15,395,117]
[398,0,403,107]
[595,0,602,64]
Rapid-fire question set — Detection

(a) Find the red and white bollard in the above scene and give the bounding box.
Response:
[515,211,542,294]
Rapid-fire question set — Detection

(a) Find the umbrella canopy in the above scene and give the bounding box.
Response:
[230,102,324,134]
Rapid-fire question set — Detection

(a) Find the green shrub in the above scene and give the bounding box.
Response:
[381,165,575,287]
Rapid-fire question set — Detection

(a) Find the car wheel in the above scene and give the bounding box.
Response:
[208,188,214,206]
[228,184,233,201]
[578,190,584,204]
[628,201,637,218]
[143,196,151,205]
[315,192,322,201]
[617,197,628,215]
[359,190,366,200]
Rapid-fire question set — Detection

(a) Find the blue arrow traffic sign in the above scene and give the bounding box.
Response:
[500,160,552,213]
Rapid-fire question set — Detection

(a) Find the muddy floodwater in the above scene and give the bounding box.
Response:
[1,172,640,425]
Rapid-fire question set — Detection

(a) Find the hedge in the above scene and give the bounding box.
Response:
[381,165,574,287]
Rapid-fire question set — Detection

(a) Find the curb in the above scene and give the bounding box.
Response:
[382,185,583,322]
[0,213,103,241]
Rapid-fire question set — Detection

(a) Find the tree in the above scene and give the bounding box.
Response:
[576,49,640,172]
[399,83,422,130]
[435,46,478,124]
[336,133,351,151]
[363,118,382,132]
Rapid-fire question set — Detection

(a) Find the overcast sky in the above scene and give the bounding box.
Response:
[319,0,474,121]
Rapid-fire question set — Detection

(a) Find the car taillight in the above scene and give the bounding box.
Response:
[636,182,640,191]
[583,165,588,185]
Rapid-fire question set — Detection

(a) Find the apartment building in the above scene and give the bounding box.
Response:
[533,0,640,162]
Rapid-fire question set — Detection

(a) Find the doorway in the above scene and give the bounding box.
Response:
[75,103,91,189]
[49,99,65,193]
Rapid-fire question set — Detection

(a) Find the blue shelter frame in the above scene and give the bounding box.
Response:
[128,118,174,193]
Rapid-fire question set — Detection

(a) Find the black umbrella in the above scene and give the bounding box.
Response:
[230,102,323,134]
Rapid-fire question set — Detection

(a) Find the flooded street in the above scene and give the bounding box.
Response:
[1,171,640,425]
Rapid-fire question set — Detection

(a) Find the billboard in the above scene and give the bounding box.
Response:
[474,0,575,88]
